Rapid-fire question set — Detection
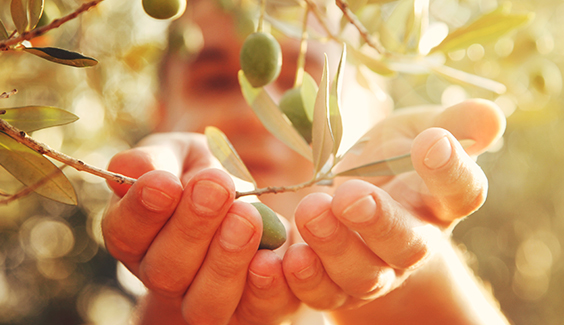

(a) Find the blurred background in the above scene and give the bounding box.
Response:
[0,0,562,324]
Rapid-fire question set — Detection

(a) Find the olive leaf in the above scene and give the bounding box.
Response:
[238,70,313,162]
[335,152,414,177]
[329,45,346,156]
[431,64,506,94]
[23,47,98,67]
[205,126,257,188]
[11,0,28,34]
[347,45,396,77]
[430,3,534,54]
[0,20,9,41]
[378,0,413,54]
[335,139,476,177]
[29,0,45,30]
[2,106,79,132]
[311,55,333,174]
[0,132,77,205]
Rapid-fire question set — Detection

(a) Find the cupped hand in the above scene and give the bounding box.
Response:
[282,99,506,315]
[102,133,299,324]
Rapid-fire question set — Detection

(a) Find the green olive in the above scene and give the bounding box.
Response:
[240,32,282,88]
[279,87,313,143]
[142,0,186,20]
[251,202,287,250]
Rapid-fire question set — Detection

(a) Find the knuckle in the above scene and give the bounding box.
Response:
[345,270,390,299]
[140,265,185,297]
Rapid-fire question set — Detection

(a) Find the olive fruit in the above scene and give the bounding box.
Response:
[279,87,313,143]
[251,202,287,250]
[240,32,282,88]
[142,0,186,20]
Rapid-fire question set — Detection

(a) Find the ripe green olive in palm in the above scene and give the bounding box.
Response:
[251,202,287,250]
[240,32,282,88]
[142,0,186,20]
[279,87,313,143]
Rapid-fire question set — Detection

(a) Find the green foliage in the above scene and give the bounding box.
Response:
[23,47,98,67]
[0,132,77,205]
[2,106,78,132]
[205,126,257,187]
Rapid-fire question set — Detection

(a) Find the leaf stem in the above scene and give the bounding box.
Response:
[0,118,137,186]
[0,0,104,50]
[257,0,266,33]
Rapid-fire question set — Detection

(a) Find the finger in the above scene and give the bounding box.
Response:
[181,201,263,325]
[294,193,397,299]
[107,133,218,197]
[138,168,235,297]
[283,243,348,310]
[102,170,183,274]
[235,250,300,324]
[331,180,433,270]
[411,127,488,223]
[433,99,506,156]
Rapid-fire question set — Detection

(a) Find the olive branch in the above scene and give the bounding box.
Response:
[0,0,531,205]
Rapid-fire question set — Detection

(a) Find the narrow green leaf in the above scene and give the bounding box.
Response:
[336,139,475,177]
[335,152,413,177]
[329,45,346,156]
[238,70,313,162]
[29,0,45,29]
[311,55,333,174]
[0,132,77,205]
[2,106,79,132]
[347,45,396,77]
[0,20,9,41]
[23,47,98,67]
[431,64,506,94]
[430,4,534,54]
[205,126,257,188]
[11,0,28,34]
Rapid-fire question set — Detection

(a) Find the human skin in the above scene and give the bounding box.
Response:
[102,1,510,324]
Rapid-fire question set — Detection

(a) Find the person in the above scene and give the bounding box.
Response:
[102,0,510,324]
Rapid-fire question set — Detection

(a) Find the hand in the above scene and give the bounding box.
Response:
[282,99,508,322]
[102,133,299,324]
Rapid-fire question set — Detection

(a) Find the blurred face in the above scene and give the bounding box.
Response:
[157,0,327,215]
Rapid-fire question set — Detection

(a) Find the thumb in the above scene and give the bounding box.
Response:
[410,127,488,225]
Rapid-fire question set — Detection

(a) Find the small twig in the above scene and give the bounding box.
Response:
[335,0,386,54]
[0,89,18,99]
[0,118,137,186]
[235,174,331,198]
[0,165,69,205]
[303,0,339,42]
[0,0,104,50]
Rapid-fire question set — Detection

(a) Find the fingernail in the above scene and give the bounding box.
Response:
[294,263,316,280]
[141,187,175,212]
[191,180,229,213]
[305,210,339,239]
[424,136,452,169]
[248,270,274,288]
[219,213,255,250]
[342,195,376,223]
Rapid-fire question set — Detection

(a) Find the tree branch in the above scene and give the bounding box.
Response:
[334,0,386,54]
[0,0,104,50]
[0,118,137,186]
